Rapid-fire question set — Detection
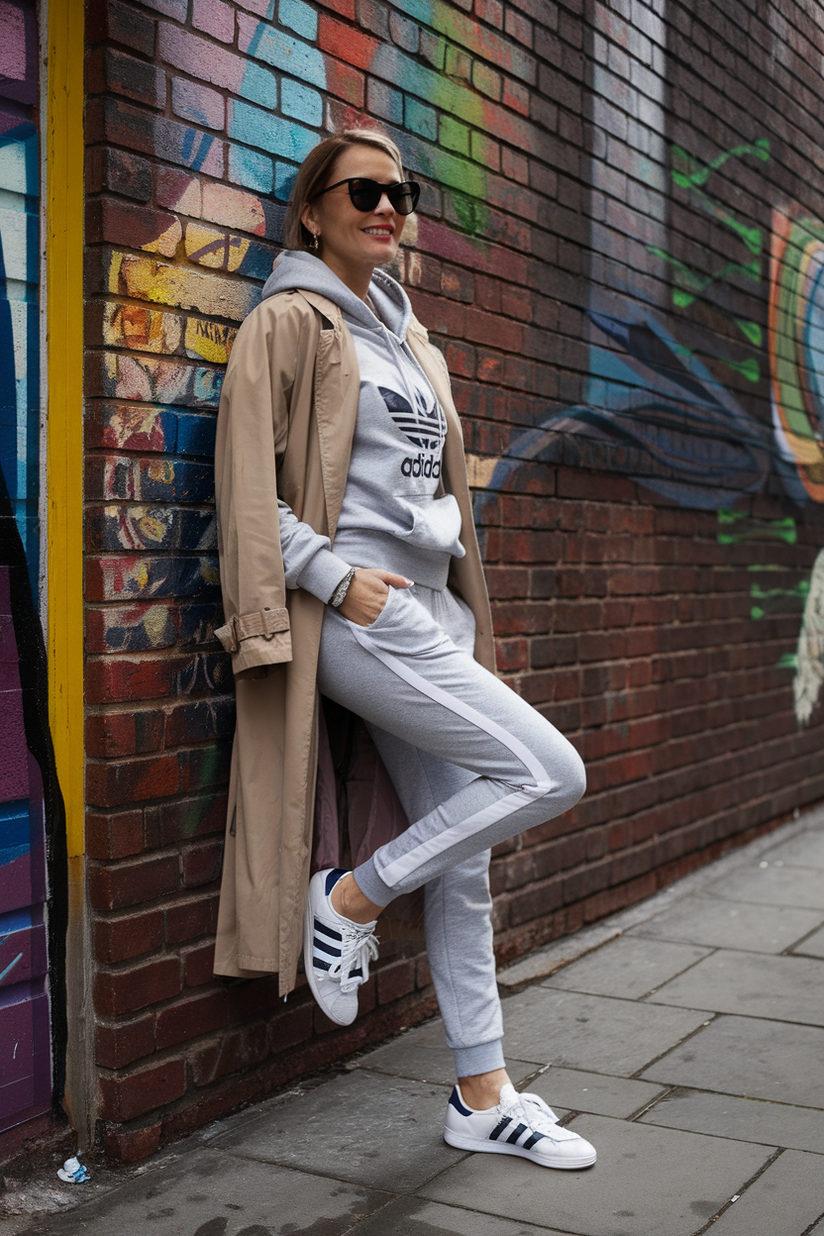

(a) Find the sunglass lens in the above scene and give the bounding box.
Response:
[390,182,420,215]
[348,180,381,211]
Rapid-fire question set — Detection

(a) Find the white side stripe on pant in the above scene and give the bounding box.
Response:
[351,625,557,888]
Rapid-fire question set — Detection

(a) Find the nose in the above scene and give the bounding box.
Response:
[374,191,395,216]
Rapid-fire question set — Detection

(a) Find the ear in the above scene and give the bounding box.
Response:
[301,203,317,235]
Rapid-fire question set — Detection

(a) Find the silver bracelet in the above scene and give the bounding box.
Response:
[329,567,356,608]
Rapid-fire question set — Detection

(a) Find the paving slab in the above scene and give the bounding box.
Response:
[500,986,710,1076]
[346,1196,571,1234]
[647,950,824,1025]
[708,1149,824,1236]
[640,1014,824,1107]
[639,1086,824,1154]
[356,1017,537,1090]
[791,923,824,959]
[760,826,824,870]
[16,1147,386,1236]
[212,1070,464,1192]
[418,1113,772,1236]
[544,937,712,999]
[521,1066,666,1120]
[702,863,824,910]
[627,895,824,954]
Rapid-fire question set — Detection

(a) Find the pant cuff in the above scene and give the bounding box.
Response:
[453,1039,506,1079]
[353,857,394,908]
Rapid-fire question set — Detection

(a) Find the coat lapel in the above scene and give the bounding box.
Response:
[298,289,359,539]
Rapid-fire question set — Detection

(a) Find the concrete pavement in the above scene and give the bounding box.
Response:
[5,806,824,1236]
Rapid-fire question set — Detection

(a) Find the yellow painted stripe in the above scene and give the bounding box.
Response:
[46,0,85,858]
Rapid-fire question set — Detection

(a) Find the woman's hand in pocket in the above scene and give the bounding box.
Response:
[337,568,413,626]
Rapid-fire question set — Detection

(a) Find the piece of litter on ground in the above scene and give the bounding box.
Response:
[759,861,769,868]
[730,1195,740,1202]
[57,1156,89,1184]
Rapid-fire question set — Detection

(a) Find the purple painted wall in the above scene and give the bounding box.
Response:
[0,0,52,1139]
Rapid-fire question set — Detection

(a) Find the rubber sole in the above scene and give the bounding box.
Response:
[443,1127,597,1170]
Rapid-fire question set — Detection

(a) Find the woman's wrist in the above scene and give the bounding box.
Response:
[329,566,356,608]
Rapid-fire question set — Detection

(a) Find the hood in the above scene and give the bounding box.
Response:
[261,249,412,341]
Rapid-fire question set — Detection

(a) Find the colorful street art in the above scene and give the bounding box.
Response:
[0,0,65,1137]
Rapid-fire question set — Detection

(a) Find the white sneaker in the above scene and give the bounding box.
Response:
[303,868,379,1026]
[443,1082,597,1169]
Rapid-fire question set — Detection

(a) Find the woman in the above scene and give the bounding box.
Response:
[214,129,595,1169]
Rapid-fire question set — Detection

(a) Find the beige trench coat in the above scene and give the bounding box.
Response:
[213,286,495,994]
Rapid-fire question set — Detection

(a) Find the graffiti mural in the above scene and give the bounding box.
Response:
[0,0,65,1137]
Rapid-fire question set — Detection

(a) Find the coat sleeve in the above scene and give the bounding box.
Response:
[214,297,347,676]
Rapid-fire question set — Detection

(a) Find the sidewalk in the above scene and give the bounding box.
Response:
[5,807,824,1236]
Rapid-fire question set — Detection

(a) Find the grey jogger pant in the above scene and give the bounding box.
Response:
[316,581,586,1077]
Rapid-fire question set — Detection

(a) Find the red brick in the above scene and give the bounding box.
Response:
[317,14,378,68]
[86,809,145,861]
[99,1058,186,1122]
[88,853,179,911]
[155,990,230,1050]
[104,1121,162,1164]
[184,940,216,987]
[165,895,219,944]
[182,841,223,888]
[325,57,365,107]
[376,959,416,1005]
[191,1022,269,1087]
[319,0,356,15]
[87,46,166,109]
[86,0,156,56]
[86,753,181,809]
[94,956,181,1017]
[95,908,165,964]
[475,0,503,28]
[96,1014,156,1069]
[85,709,165,758]
[85,656,184,705]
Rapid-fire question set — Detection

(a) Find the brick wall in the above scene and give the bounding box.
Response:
[83,0,824,1159]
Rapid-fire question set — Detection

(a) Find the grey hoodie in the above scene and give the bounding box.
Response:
[261,250,465,599]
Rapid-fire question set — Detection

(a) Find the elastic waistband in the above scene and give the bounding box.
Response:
[331,529,451,591]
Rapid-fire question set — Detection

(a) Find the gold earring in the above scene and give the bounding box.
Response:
[310,231,319,252]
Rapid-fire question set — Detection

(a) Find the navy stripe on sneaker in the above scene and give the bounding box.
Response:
[314,920,342,942]
[325,868,348,895]
[449,1090,473,1117]
[523,1131,547,1150]
[489,1117,511,1142]
[313,957,331,971]
[314,937,341,958]
[506,1123,528,1144]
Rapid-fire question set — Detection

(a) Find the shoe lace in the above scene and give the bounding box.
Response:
[501,1090,562,1136]
[514,1090,583,1142]
[328,920,379,994]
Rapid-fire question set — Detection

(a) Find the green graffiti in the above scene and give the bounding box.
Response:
[648,249,761,310]
[452,195,490,238]
[719,356,760,383]
[735,320,763,347]
[777,652,799,670]
[671,139,770,191]
[717,510,797,544]
[750,577,809,620]
[750,580,809,602]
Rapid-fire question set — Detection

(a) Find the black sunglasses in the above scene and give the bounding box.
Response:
[313,177,420,216]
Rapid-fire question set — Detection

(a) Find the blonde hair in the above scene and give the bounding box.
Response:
[283,129,406,251]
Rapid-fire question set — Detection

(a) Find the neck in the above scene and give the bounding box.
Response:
[319,253,374,302]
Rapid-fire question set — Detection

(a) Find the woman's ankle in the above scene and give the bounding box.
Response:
[458,1068,511,1111]
[330,872,382,924]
